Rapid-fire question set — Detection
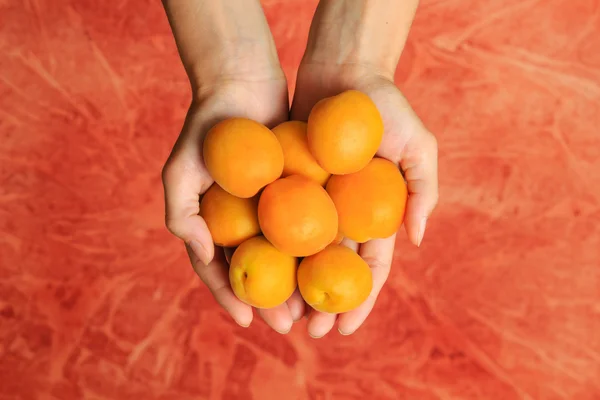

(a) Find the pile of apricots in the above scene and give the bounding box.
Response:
[200,90,408,314]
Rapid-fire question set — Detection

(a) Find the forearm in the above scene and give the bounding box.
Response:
[302,0,419,78]
[162,0,281,90]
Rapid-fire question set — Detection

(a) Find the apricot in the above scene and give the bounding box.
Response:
[258,175,338,257]
[307,90,384,175]
[203,118,284,198]
[229,236,298,309]
[326,157,408,243]
[297,244,372,314]
[272,121,330,186]
[199,183,260,247]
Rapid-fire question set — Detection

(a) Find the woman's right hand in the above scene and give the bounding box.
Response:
[161,77,306,334]
[161,0,305,334]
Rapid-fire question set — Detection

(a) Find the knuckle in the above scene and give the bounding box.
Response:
[164,217,177,235]
[161,156,178,185]
[164,216,184,239]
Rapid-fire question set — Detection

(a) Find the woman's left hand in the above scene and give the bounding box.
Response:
[291,64,439,337]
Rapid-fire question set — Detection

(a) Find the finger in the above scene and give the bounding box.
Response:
[163,110,215,264]
[307,310,337,338]
[186,245,253,327]
[340,237,359,252]
[286,288,306,322]
[400,131,439,247]
[372,87,439,248]
[257,303,294,334]
[337,235,395,335]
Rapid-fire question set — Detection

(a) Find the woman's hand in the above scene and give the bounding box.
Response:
[291,64,439,337]
[162,77,308,334]
[286,0,435,338]
[161,0,305,334]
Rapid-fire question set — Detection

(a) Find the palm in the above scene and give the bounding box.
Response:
[291,65,438,336]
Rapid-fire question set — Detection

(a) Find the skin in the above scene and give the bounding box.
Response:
[161,0,439,337]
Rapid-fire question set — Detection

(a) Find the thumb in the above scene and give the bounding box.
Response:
[400,131,439,247]
[162,107,216,264]
[162,155,215,264]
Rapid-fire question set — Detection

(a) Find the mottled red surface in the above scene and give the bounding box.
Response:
[1,0,600,399]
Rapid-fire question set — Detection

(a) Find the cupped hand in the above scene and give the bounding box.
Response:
[162,76,306,333]
[291,64,439,337]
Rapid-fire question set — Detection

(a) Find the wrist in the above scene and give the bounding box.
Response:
[187,43,284,94]
[300,50,395,82]
[300,0,419,80]
[163,0,284,93]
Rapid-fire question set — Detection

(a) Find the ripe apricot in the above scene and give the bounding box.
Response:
[199,183,260,247]
[272,121,330,186]
[307,90,384,175]
[297,244,372,314]
[229,236,298,309]
[326,157,408,243]
[258,175,338,257]
[203,118,284,198]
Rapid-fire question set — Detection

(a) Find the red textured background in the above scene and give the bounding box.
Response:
[1,0,600,399]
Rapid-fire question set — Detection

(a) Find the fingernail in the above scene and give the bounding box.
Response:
[275,319,293,334]
[291,307,304,323]
[417,218,427,247]
[338,328,353,336]
[234,315,252,328]
[292,313,303,323]
[277,326,292,335]
[308,333,323,339]
[189,240,210,265]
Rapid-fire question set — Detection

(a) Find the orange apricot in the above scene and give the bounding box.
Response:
[258,175,338,257]
[199,183,260,247]
[326,157,408,243]
[297,244,373,314]
[229,236,298,309]
[272,121,330,186]
[307,90,384,175]
[203,118,283,198]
